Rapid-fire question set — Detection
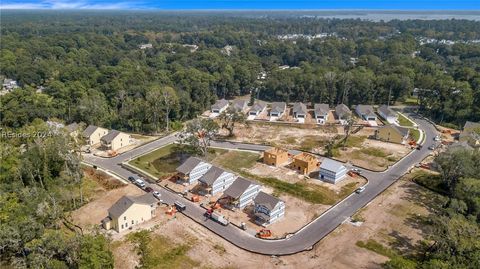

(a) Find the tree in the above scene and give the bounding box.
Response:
[160,86,179,132]
[435,148,477,196]
[218,106,246,137]
[78,234,114,269]
[341,117,356,149]
[178,118,219,156]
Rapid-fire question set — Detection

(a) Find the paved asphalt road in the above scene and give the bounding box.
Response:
[83,112,438,255]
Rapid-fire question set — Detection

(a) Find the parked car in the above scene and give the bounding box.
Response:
[355,186,366,194]
[352,168,362,175]
[434,135,441,141]
[134,179,146,189]
[416,145,423,150]
[428,144,436,150]
[145,186,153,193]
[153,191,161,199]
[128,176,136,182]
[174,201,186,212]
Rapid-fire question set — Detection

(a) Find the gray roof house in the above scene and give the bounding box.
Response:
[81,125,109,146]
[198,166,236,195]
[249,101,267,116]
[377,105,398,124]
[232,99,248,112]
[335,104,352,121]
[223,177,261,208]
[355,105,377,121]
[100,130,122,144]
[292,102,308,118]
[211,99,229,113]
[269,102,287,117]
[82,125,101,138]
[104,193,158,232]
[253,191,285,226]
[176,157,212,184]
[319,159,348,184]
[314,104,330,124]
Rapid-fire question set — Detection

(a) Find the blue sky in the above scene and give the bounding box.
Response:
[1,0,479,10]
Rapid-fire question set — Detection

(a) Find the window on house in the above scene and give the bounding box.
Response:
[132,220,134,224]
[124,216,126,220]
[121,224,124,229]
[125,223,128,227]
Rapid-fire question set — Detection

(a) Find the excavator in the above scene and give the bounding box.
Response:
[256,229,272,238]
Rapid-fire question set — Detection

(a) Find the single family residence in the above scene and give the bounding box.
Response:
[101,130,132,151]
[102,193,158,233]
[292,152,319,175]
[335,104,352,124]
[249,101,267,116]
[232,99,248,112]
[253,191,285,226]
[82,125,109,146]
[355,105,377,121]
[459,121,480,148]
[375,125,410,144]
[198,166,236,195]
[314,103,330,124]
[292,102,308,119]
[377,105,398,124]
[176,157,212,184]
[263,147,289,167]
[222,177,261,208]
[211,99,229,114]
[319,159,347,184]
[269,102,287,118]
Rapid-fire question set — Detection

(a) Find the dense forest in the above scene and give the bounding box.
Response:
[1,11,480,133]
[0,11,480,268]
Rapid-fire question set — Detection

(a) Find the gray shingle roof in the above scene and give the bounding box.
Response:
[232,100,248,112]
[82,125,99,138]
[319,159,346,173]
[101,130,122,143]
[250,101,267,113]
[176,157,204,174]
[356,105,376,117]
[211,99,229,110]
[223,177,257,199]
[335,104,351,118]
[270,102,286,114]
[293,102,308,115]
[378,105,397,118]
[199,166,228,186]
[253,191,283,211]
[66,122,79,133]
[314,103,330,116]
[108,193,157,218]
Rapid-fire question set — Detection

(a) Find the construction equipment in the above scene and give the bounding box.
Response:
[256,229,272,238]
[347,171,357,177]
[191,195,200,202]
[166,206,177,216]
[205,209,229,226]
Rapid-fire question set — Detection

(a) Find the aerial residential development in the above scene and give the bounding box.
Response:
[1,6,479,269]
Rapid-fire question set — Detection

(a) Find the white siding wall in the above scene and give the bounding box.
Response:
[211,173,236,195]
[267,202,285,224]
[188,162,212,184]
[238,184,261,208]
[319,166,347,184]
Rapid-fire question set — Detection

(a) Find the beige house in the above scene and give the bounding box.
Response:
[101,130,132,151]
[102,193,158,233]
[292,152,319,175]
[82,125,109,146]
[375,125,410,144]
[263,147,289,167]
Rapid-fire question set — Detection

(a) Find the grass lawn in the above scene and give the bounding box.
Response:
[410,128,421,142]
[398,113,414,127]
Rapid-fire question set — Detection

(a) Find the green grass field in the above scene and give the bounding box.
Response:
[398,113,414,127]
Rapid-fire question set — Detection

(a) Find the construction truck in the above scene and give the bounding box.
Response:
[205,209,229,226]
[256,229,272,238]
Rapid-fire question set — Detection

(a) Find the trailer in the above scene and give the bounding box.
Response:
[205,209,229,226]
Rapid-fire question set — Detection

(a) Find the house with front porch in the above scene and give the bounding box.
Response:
[314,103,330,124]
[198,166,236,195]
[269,102,287,118]
[176,157,212,185]
[222,177,261,208]
[253,191,285,226]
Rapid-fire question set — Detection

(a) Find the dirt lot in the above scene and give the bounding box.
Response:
[108,172,436,269]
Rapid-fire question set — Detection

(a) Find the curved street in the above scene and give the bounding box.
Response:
[83,112,438,255]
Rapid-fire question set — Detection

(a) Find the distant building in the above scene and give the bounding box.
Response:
[319,159,347,184]
[269,102,287,117]
[198,166,236,195]
[263,147,289,167]
[314,104,330,124]
[377,105,398,124]
[100,130,132,151]
[231,99,248,112]
[211,99,229,114]
[102,193,158,233]
[292,152,319,175]
[459,121,480,148]
[139,43,153,49]
[222,177,261,208]
[292,102,308,119]
[221,45,234,56]
[176,157,212,185]
[248,101,267,116]
[253,191,285,226]
[335,104,352,124]
[355,105,377,121]
[2,78,19,91]
[82,125,109,146]
[375,125,410,144]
